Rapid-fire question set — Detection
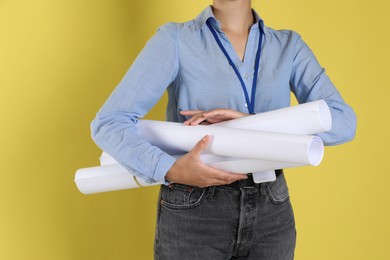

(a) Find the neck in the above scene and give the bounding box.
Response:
[212,0,254,33]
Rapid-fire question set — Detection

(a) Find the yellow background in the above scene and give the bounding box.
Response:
[0,0,389,259]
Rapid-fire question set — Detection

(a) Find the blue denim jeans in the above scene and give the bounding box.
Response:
[154,173,296,259]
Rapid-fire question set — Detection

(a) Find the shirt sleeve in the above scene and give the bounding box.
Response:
[90,23,179,183]
[290,33,357,145]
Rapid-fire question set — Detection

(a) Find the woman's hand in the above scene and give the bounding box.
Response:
[180,108,249,126]
[165,135,248,188]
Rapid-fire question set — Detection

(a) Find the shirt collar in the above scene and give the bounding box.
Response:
[193,5,264,34]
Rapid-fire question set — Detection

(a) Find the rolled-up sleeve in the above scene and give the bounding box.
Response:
[290,33,357,145]
[91,23,179,183]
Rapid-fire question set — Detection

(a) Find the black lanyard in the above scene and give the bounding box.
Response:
[206,19,264,114]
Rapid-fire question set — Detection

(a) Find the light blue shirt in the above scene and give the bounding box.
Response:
[91,6,357,183]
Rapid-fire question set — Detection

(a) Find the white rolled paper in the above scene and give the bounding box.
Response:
[75,164,156,194]
[196,99,331,182]
[215,99,331,134]
[75,100,331,194]
[99,152,300,173]
[138,120,324,165]
[75,153,296,194]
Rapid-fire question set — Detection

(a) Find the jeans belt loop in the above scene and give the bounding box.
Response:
[206,186,215,199]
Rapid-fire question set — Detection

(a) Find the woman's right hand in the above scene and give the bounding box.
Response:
[165,135,248,188]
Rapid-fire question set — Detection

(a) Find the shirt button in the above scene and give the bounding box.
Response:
[243,73,249,79]
[245,103,248,108]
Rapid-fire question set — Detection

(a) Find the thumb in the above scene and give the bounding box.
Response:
[190,135,211,156]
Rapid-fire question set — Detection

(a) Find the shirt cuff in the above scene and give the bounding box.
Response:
[153,153,176,185]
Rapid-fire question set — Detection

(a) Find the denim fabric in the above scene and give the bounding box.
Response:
[154,173,296,259]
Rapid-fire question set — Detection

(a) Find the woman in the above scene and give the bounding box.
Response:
[91,0,356,259]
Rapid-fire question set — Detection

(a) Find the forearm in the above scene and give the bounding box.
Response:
[291,33,357,145]
[90,23,179,182]
[91,111,176,183]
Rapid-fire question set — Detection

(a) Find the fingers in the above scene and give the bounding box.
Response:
[181,109,250,126]
[183,110,225,126]
[168,137,249,187]
[190,137,247,185]
[180,110,206,125]
[181,109,220,126]
[182,111,209,126]
[199,172,248,187]
[204,109,249,120]
[198,164,248,185]
[202,109,229,118]
[180,110,203,116]
[180,110,202,125]
[190,135,211,156]
[207,167,248,182]
[186,114,209,126]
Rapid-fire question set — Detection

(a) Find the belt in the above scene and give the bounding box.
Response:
[223,169,283,189]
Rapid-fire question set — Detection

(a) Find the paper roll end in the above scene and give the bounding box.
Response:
[308,137,324,166]
[74,179,88,195]
[318,100,332,132]
[74,168,94,194]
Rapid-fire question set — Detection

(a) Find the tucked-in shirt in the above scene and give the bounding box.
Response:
[91,6,357,183]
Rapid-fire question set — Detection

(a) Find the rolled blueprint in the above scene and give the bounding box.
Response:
[215,99,332,134]
[75,100,331,194]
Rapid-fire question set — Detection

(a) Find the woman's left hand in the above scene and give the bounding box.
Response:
[180,108,249,126]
